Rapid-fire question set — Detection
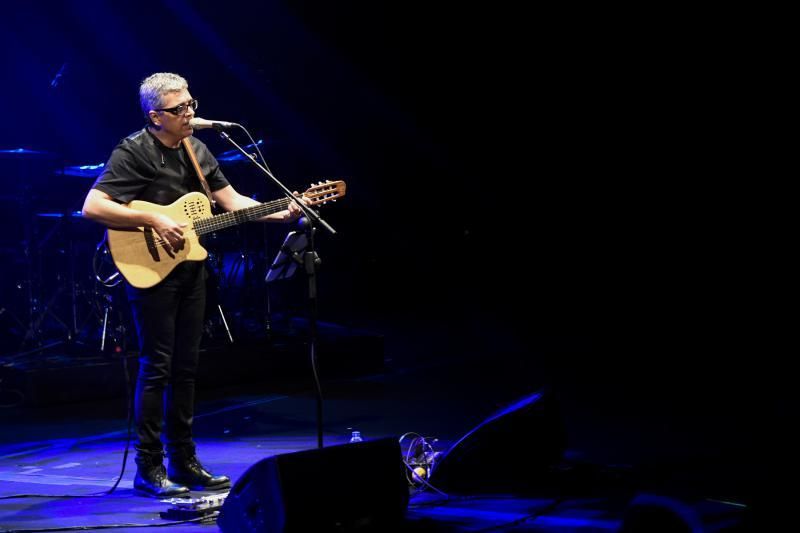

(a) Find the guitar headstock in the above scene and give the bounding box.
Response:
[302,180,347,206]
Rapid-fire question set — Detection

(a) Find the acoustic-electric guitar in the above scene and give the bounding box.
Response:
[106,180,345,289]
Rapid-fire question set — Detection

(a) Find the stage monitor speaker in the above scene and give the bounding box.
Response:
[428,389,566,493]
[217,437,409,532]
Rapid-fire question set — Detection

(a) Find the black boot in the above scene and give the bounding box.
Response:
[134,450,190,497]
[168,446,230,491]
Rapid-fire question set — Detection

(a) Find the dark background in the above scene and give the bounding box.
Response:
[0,0,783,493]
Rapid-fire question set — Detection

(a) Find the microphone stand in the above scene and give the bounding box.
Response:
[216,127,335,449]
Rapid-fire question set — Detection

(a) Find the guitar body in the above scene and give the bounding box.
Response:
[106,192,211,289]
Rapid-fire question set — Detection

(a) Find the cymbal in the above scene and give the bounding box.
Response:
[217,153,250,165]
[35,211,84,218]
[0,147,57,160]
[215,140,266,165]
[57,163,105,178]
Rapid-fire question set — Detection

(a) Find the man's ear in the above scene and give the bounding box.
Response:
[148,110,161,128]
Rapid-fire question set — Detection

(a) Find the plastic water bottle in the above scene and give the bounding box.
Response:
[349,430,363,443]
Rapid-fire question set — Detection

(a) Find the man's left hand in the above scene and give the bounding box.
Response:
[285,191,310,221]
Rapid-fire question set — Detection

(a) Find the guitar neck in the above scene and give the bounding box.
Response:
[193,197,291,235]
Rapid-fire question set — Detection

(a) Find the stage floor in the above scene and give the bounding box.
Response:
[0,380,626,532]
[0,314,759,531]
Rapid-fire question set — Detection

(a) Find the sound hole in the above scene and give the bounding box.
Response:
[183,199,207,219]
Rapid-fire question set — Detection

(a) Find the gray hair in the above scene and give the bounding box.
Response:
[139,72,188,123]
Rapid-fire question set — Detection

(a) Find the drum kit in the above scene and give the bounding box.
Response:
[0,147,272,358]
[0,147,124,357]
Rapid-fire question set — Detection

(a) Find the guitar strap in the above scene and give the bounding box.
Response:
[181,137,216,207]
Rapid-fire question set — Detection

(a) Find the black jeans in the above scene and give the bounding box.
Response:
[126,262,206,454]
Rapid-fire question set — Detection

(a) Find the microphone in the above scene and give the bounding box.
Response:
[189,117,239,130]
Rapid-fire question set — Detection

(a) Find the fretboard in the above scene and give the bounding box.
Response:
[192,198,291,235]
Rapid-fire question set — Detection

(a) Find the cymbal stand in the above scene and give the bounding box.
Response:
[91,238,130,356]
[17,213,71,349]
[18,209,95,354]
[209,222,269,339]
[98,291,127,355]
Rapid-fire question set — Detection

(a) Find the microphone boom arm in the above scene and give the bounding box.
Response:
[216,129,336,235]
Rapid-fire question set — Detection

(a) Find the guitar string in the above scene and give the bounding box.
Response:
[192,186,340,234]
[124,187,340,248]
[145,198,290,247]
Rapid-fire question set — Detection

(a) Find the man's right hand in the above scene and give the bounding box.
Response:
[150,213,188,253]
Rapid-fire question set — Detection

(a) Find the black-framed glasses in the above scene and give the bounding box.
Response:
[155,99,198,116]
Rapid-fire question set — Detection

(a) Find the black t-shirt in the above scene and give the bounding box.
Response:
[92,128,229,205]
